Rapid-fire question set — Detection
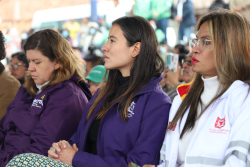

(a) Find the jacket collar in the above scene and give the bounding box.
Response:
[134,74,163,96]
[35,74,92,100]
[219,80,246,99]
[0,62,5,75]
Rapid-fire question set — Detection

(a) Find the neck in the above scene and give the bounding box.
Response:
[119,69,131,77]
[201,76,220,105]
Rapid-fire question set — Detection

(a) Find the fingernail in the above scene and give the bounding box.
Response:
[55,154,58,158]
[57,149,61,152]
[64,145,66,148]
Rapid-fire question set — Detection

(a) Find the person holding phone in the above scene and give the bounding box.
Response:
[0,29,92,167]
[145,9,250,167]
[7,16,171,167]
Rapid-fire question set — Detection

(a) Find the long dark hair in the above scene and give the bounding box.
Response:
[169,9,250,138]
[87,16,164,121]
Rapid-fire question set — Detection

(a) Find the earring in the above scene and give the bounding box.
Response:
[132,54,136,57]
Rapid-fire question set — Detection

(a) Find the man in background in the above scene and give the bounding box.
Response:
[84,44,104,77]
[9,52,28,85]
[86,65,106,96]
[176,0,196,43]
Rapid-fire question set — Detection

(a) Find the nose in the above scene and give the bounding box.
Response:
[101,42,108,52]
[28,62,35,72]
[191,44,200,54]
[183,62,188,69]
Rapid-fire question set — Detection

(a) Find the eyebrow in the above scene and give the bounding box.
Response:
[109,36,118,40]
[28,59,40,62]
[196,35,211,39]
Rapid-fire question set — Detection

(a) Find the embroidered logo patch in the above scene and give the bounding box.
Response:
[41,95,45,100]
[31,99,43,108]
[215,117,225,129]
[168,121,176,131]
[127,101,136,118]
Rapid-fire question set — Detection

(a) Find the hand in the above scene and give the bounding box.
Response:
[48,142,63,160]
[166,66,181,87]
[160,69,174,88]
[57,141,78,166]
[175,16,183,22]
[143,165,155,167]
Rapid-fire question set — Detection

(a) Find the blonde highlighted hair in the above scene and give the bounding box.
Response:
[23,29,85,96]
[170,9,250,138]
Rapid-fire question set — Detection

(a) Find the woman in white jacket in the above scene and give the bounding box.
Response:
[145,9,250,167]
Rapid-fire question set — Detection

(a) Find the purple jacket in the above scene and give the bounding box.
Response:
[0,75,91,167]
[69,75,171,167]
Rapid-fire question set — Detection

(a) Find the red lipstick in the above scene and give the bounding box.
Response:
[191,57,199,64]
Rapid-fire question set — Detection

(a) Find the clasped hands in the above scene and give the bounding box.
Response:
[48,140,78,166]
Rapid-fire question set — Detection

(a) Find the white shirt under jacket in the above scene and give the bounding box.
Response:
[158,79,250,167]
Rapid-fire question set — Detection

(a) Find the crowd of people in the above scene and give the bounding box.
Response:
[0,0,250,167]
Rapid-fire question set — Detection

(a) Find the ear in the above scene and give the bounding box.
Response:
[131,42,141,58]
[54,61,60,70]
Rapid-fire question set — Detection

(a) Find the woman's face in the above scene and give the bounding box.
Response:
[191,22,217,79]
[101,24,135,77]
[27,49,59,85]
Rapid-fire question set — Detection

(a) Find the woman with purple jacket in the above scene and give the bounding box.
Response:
[0,29,92,167]
[7,16,171,167]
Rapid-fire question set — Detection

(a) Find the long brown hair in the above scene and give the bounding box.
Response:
[87,16,164,121]
[23,29,85,96]
[170,9,250,138]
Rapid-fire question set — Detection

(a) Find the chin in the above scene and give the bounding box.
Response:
[104,64,115,70]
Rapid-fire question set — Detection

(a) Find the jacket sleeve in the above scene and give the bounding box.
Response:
[1,88,88,166]
[72,103,171,167]
[0,74,20,119]
[223,103,250,166]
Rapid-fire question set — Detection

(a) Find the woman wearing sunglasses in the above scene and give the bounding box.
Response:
[145,9,250,167]
[0,29,92,167]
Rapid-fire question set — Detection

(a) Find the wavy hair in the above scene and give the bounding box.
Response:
[169,9,250,138]
[23,29,85,96]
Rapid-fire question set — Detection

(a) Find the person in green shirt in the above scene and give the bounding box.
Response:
[151,0,173,45]
[133,0,152,20]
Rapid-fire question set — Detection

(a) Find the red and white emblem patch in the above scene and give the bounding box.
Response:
[214,117,225,129]
[168,121,176,131]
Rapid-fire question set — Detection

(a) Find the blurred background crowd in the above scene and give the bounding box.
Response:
[0,0,249,98]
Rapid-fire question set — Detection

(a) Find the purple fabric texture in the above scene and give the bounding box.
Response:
[0,75,91,167]
[69,75,171,167]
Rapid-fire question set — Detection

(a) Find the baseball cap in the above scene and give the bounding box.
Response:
[86,65,106,83]
[83,44,104,61]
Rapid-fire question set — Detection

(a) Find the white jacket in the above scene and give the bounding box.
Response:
[159,80,250,167]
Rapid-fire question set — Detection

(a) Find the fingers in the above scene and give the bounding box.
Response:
[73,143,79,151]
[52,142,61,152]
[48,147,59,158]
[57,140,68,149]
